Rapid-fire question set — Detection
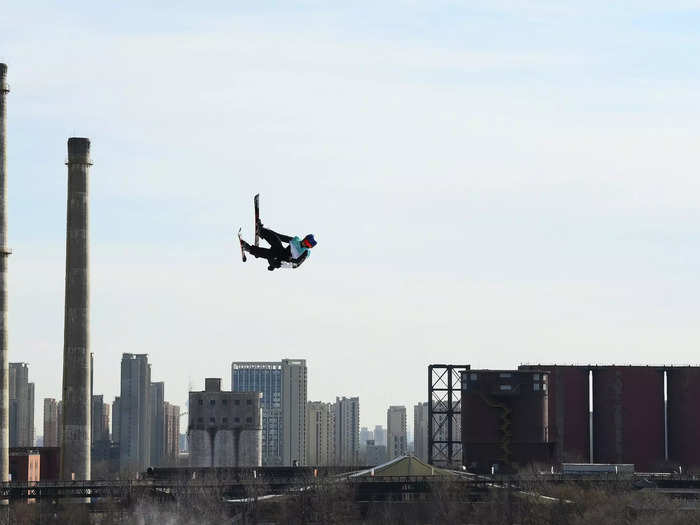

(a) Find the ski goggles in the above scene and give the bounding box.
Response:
[302,235,317,248]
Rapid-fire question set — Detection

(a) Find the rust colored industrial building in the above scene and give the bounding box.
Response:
[461,370,552,471]
[459,364,700,473]
[9,450,40,482]
[667,367,700,470]
[9,447,60,481]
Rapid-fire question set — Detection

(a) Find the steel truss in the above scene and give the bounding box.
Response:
[428,364,469,467]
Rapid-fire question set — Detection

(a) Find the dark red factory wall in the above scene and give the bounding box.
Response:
[667,368,700,472]
[462,371,548,444]
[39,447,60,481]
[509,388,548,443]
[520,365,590,462]
[463,442,553,473]
[593,367,665,471]
[462,392,503,443]
[462,370,549,471]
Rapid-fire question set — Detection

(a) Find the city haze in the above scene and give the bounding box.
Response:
[3,1,700,432]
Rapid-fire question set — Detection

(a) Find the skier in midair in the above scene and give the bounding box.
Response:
[240,219,317,271]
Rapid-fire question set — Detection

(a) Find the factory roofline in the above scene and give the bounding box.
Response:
[520,363,700,368]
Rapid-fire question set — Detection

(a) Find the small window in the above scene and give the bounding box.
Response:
[210,417,215,423]
[246,399,252,405]
[499,373,512,378]
[234,417,240,423]
[534,383,540,391]
[246,417,252,424]
[198,399,203,405]
[543,383,547,391]
[533,374,540,381]
[210,399,215,405]
[222,399,228,405]
[234,400,240,406]
[470,373,478,380]
[499,384,512,391]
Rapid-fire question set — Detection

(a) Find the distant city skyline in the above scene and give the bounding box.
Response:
[3,1,700,437]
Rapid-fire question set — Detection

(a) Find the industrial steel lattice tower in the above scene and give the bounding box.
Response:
[428,364,468,467]
[60,138,92,480]
[0,63,10,482]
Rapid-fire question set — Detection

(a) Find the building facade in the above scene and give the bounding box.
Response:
[188,378,262,467]
[232,359,307,466]
[413,402,429,462]
[43,399,59,447]
[374,425,386,447]
[306,401,333,466]
[164,402,180,463]
[149,382,165,466]
[111,397,120,443]
[27,383,35,447]
[333,396,359,466]
[462,369,551,471]
[91,395,109,443]
[281,359,307,466]
[119,354,151,472]
[232,362,282,465]
[366,439,387,466]
[9,363,34,447]
[360,427,372,447]
[387,406,407,459]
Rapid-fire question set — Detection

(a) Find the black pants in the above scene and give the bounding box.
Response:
[247,227,291,267]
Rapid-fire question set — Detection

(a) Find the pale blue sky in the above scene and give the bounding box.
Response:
[3,1,700,436]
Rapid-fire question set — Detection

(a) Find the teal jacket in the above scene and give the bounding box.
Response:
[289,236,311,265]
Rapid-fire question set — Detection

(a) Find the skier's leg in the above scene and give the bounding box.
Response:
[259,227,286,257]
[245,244,273,260]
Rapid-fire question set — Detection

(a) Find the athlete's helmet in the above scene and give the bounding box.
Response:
[302,234,317,248]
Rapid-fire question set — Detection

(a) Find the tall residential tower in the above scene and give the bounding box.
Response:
[119,354,151,472]
[387,405,407,459]
[232,359,307,466]
[333,397,360,466]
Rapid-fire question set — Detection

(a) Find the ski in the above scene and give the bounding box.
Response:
[238,228,247,262]
[254,193,260,247]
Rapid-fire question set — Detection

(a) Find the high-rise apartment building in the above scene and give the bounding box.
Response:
[360,427,373,447]
[281,359,307,466]
[333,397,360,466]
[413,402,429,462]
[232,359,307,466]
[387,406,407,459]
[28,383,35,446]
[306,401,333,466]
[366,439,387,465]
[9,363,34,446]
[164,402,180,463]
[232,362,282,465]
[43,398,59,447]
[57,401,63,447]
[91,395,109,443]
[119,354,151,472]
[112,397,120,443]
[149,382,165,466]
[374,425,386,447]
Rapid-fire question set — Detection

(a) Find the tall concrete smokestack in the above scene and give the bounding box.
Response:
[0,63,10,483]
[60,137,91,481]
